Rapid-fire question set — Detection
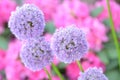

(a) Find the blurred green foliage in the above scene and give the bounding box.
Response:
[0,36,8,50]
[98,20,120,80]
[103,18,111,27]
[90,6,103,17]
[90,5,120,80]
[0,23,11,50]
[45,21,56,34]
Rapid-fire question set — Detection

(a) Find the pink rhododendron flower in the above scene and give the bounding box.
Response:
[95,0,120,31]
[53,0,89,28]
[5,39,22,62]
[66,62,80,80]
[5,60,50,80]
[0,0,16,34]
[52,76,60,80]
[82,17,108,51]
[45,33,52,41]
[0,49,6,70]
[53,0,108,51]
[5,61,28,80]
[25,0,59,21]
[66,52,105,80]
[0,74,2,80]
[28,66,51,80]
[0,0,16,22]
[81,52,105,71]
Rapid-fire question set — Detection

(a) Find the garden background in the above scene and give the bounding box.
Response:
[0,0,120,80]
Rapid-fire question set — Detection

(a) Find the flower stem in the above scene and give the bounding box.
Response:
[76,60,84,72]
[51,63,64,80]
[44,68,52,80]
[106,0,120,69]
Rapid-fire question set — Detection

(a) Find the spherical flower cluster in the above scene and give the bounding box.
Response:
[51,25,89,63]
[20,38,53,71]
[8,4,45,40]
[78,67,108,80]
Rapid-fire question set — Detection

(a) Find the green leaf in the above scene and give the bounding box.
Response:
[97,51,109,65]
[103,34,118,59]
[51,63,65,80]
[1,27,12,39]
[0,70,6,80]
[15,0,23,6]
[45,21,56,34]
[103,18,110,27]
[0,36,8,50]
[117,32,120,38]
[105,69,120,80]
[57,62,66,69]
[107,48,117,59]
[90,6,103,17]
[106,59,118,70]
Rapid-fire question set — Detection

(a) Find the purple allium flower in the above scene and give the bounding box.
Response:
[20,38,53,71]
[51,25,89,63]
[8,4,45,40]
[78,67,108,80]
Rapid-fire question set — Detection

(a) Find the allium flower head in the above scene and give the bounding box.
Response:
[78,67,108,80]
[8,4,45,40]
[51,25,89,63]
[20,38,53,71]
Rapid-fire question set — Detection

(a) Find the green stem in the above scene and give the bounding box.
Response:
[51,63,64,80]
[106,0,120,69]
[44,68,52,80]
[76,60,84,72]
